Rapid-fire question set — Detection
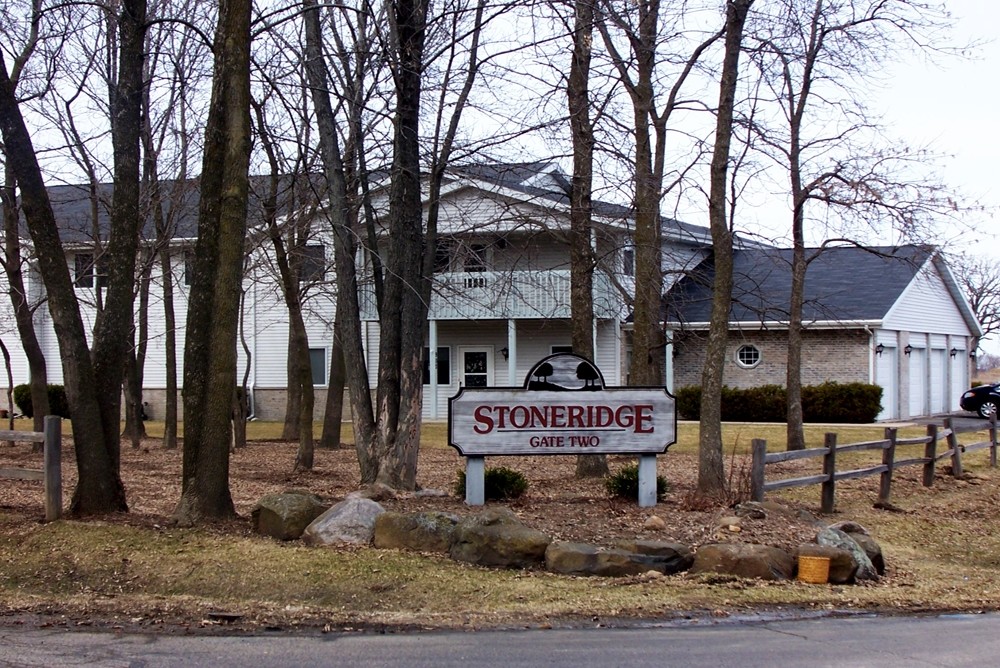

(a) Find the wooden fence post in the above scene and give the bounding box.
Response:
[750,439,767,502]
[923,423,937,487]
[945,417,963,478]
[878,427,897,506]
[990,413,998,469]
[821,433,837,513]
[43,415,62,522]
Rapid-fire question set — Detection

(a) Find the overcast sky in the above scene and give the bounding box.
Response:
[866,0,998,249]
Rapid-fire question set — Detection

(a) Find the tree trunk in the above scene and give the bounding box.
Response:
[697,0,752,496]
[173,0,251,525]
[159,248,179,449]
[302,0,378,484]
[368,0,430,490]
[122,255,151,447]
[282,332,303,440]
[320,313,346,450]
[568,0,607,479]
[1,163,49,433]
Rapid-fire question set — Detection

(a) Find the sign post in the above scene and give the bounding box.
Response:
[448,353,676,507]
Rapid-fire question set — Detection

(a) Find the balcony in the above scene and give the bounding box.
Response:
[359,269,623,321]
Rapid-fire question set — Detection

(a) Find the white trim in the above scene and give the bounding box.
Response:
[665,319,883,331]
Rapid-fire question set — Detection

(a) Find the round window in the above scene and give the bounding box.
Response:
[736,344,761,368]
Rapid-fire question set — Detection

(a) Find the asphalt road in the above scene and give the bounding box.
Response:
[3,613,1000,667]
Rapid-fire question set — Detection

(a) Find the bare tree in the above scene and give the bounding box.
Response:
[595,0,721,387]
[748,0,958,451]
[0,8,50,431]
[698,0,753,496]
[565,0,607,477]
[951,252,1000,344]
[174,0,252,525]
[0,0,148,516]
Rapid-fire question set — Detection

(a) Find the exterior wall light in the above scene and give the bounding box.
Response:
[500,347,509,360]
[950,348,959,358]
[903,344,913,356]
[875,343,884,356]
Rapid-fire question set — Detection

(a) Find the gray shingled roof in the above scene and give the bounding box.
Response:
[36,161,713,245]
[663,245,935,325]
[32,174,326,245]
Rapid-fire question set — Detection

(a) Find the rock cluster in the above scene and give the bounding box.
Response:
[251,491,885,582]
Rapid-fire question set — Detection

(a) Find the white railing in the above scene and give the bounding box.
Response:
[359,270,622,320]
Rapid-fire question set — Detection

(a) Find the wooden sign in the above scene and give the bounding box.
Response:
[448,353,676,506]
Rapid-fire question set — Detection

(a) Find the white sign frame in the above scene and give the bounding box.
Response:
[447,353,677,507]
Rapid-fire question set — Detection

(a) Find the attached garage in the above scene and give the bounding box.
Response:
[667,245,982,422]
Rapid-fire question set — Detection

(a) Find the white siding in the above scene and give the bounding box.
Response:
[884,262,976,336]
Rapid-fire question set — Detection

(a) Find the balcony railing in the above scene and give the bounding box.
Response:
[359,269,623,321]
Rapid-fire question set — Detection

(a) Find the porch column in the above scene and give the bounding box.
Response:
[507,319,517,385]
[429,320,439,419]
[664,329,674,393]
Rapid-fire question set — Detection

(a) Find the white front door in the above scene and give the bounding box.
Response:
[459,347,494,388]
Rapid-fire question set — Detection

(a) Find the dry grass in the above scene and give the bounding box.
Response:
[2,419,1000,633]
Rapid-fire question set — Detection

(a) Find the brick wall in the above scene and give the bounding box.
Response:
[672,329,870,390]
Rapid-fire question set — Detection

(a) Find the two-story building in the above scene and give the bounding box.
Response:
[0,161,980,422]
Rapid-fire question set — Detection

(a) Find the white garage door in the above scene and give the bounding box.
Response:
[950,352,968,411]
[930,349,946,414]
[876,347,898,421]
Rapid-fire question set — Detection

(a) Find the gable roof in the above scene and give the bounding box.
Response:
[663,244,950,326]
[445,161,715,245]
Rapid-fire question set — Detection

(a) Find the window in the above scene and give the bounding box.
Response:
[464,244,487,273]
[299,245,325,281]
[74,253,108,288]
[433,240,453,273]
[735,344,761,369]
[310,348,327,386]
[623,246,635,277]
[422,346,451,385]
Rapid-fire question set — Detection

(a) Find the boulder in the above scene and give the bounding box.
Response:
[373,511,460,553]
[302,497,385,547]
[689,543,795,581]
[733,502,767,520]
[846,533,885,576]
[828,522,885,575]
[251,491,328,541]
[616,540,694,574]
[546,541,679,577]
[816,527,878,581]
[449,509,551,569]
[796,543,857,584]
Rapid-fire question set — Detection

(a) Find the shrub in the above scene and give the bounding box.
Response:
[672,381,882,424]
[454,466,529,500]
[675,385,702,420]
[801,381,882,423]
[12,384,71,419]
[604,463,667,502]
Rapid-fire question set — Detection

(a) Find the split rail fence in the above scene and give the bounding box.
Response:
[750,415,999,513]
[0,415,62,521]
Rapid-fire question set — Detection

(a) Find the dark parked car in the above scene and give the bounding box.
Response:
[960,383,1000,418]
